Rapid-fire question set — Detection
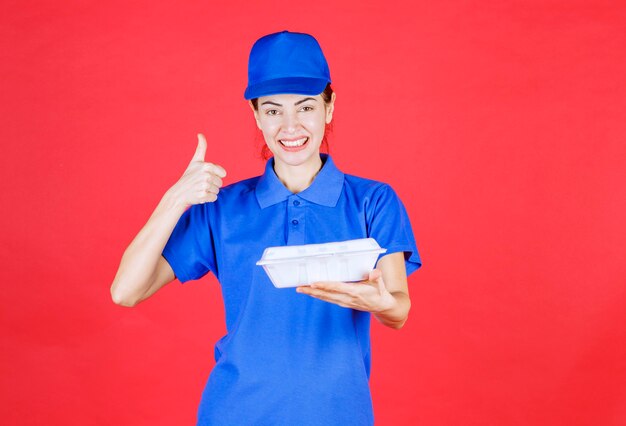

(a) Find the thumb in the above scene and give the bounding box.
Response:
[191,133,207,163]
[369,268,383,283]
[368,269,385,294]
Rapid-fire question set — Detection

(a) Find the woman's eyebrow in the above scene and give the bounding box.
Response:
[294,97,317,105]
[261,97,318,107]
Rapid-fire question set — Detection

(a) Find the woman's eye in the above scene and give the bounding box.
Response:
[265,109,279,116]
[300,106,314,112]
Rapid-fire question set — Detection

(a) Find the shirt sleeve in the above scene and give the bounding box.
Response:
[366,184,422,276]
[161,203,217,283]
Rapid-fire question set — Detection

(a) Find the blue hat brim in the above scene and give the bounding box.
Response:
[244,77,329,100]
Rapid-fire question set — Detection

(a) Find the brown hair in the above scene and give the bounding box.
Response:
[251,84,334,160]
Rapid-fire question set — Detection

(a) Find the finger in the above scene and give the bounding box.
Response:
[297,287,353,306]
[310,281,356,294]
[203,163,227,181]
[211,163,227,178]
[368,269,383,283]
[204,183,220,195]
[205,173,223,189]
[198,191,218,203]
[368,268,386,295]
[191,133,207,163]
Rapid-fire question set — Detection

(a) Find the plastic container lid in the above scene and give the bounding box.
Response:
[256,238,387,288]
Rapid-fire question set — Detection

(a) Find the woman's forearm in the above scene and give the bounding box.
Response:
[110,190,186,305]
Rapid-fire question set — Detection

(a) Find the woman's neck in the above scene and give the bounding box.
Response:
[273,155,324,194]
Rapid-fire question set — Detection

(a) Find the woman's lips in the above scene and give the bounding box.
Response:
[279,137,309,151]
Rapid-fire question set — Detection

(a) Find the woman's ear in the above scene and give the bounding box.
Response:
[325,92,336,124]
[249,101,262,130]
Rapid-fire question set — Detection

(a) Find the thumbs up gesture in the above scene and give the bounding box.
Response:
[170,133,227,208]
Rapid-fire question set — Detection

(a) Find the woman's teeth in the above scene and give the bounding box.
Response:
[280,137,307,147]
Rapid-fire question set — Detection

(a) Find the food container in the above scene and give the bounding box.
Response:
[256,238,387,288]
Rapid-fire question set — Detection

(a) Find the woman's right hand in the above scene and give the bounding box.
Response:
[169,133,227,209]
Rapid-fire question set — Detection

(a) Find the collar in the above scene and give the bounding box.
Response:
[255,154,345,208]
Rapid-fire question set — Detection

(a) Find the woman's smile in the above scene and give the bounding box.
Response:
[279,137,309,150]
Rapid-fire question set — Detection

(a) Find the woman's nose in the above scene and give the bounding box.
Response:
[281,111,299,132]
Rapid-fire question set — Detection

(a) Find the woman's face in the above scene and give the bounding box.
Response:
[250,92,335,169]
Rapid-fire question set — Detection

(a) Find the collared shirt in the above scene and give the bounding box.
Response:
[162,154,421,426]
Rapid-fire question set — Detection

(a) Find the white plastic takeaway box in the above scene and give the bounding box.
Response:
[256,238,387,288]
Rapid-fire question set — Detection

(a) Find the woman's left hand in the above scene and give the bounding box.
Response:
[296,269,398,313]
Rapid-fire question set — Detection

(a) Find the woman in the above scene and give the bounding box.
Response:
[111,30,421,425]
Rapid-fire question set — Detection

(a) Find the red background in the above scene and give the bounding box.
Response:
[1,1,625,425]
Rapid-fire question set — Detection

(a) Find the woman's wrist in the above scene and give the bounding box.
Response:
[373,292,411,329]
[161,185,188,214]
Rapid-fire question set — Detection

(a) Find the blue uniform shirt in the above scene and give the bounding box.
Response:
[162,154,421,426]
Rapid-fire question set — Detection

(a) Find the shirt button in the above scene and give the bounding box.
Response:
[293,200,300,206]
[292,219,299,225]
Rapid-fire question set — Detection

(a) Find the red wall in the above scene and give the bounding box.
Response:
[1,1,625,425]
